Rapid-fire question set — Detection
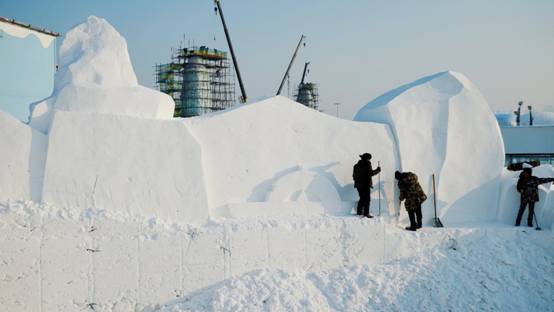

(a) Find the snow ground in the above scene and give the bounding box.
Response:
[160,227,554,311]
[1,200,553,312]
[159,223,554,312]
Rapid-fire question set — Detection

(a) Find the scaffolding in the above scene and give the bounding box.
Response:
[155,45,236,117]
[295,82,319,110]
[155,62,182,116]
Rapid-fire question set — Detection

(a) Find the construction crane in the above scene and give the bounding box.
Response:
[214,0,247,103]
[276,35,306,96]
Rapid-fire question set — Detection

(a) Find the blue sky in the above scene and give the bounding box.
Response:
[1,0,553,118]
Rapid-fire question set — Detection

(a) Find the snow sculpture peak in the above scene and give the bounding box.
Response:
[56,15,138,89]
[29,16,174,133]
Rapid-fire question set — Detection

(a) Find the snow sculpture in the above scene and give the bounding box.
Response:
[355,71,505,224]
[29,16,174,133]
[0,112,46,201]
[42,112,209,224]
[266,167,343,214]
[187,96,398,216]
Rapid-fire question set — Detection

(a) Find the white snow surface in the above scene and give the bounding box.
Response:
[42,111,209,224]
[354,71,505,225]
[1,200,553,312]
[2,16,554,312]
[55,15,137,89]
[185,96,399,218]
[0,112,46,202]
[28,16,174,133]
[159,227,554,312]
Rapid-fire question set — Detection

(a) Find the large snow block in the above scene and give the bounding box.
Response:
[0,112,46,201]
[355,71,505,225]
[30,85,174,133]
[186,96,399,217]
[42,112,208,223]
[29,16,174,133]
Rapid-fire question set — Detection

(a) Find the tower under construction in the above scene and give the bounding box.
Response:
[156,45,236,117]
[295,62,319,110]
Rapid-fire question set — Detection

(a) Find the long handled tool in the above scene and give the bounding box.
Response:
[432,174,444,228]
[533,211,542,231]
[378,161,381,216]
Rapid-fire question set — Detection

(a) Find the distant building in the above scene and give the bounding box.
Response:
[496,110,554,166]
[0,17,59,121]
[500,126,554,166]
[295,82,319,110]
[294,62,319,110]
[156,46,235,117]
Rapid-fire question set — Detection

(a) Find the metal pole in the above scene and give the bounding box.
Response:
[214,0,247,103]
[378,161,381,216]
[432,174,437,219]
[277,35,306,95]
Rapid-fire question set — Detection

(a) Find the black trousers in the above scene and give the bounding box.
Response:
[356,187,371,216]
[515,201,535,226]
[407,205,423,228]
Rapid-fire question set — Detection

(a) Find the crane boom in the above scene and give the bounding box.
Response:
[276,35,305,96]
[214,0,247,103]
[300,62,310,85]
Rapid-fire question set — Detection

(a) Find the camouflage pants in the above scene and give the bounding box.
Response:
[406,201,422,228]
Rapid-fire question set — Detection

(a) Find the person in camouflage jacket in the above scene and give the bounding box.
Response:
[515,168,554,227]
[395,171,427,231]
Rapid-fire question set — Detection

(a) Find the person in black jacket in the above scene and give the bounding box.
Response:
[353,153,381,218]
[515,167,554,227]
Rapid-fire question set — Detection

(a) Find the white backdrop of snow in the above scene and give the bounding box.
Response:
[1,15,554,312]
[185,97,399,218]
[354,71,506,225]
[0,112,46,202]
[42,111,209,223]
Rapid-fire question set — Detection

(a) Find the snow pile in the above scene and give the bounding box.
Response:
[354,71,505,225]
[29,16,174,133]
[497,165,554,229]
[186,96,399,217]
[0,112,46,202]
[496,111,554,127]
[159,227,554,312]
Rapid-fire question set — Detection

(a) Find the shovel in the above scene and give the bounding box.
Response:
[432,174,444,228]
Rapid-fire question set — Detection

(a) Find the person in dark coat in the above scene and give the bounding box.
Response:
[395,171,427,231]
[353,153,381,218]
[515,167,554,227]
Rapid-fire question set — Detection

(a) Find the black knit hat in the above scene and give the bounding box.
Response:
[395,171,402,180]
[522,167,532,175]
[359,153,372,160]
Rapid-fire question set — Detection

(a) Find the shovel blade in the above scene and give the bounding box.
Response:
[432,217,444,228]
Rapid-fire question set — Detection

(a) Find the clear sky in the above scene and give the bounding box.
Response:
[2,0,553,118]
